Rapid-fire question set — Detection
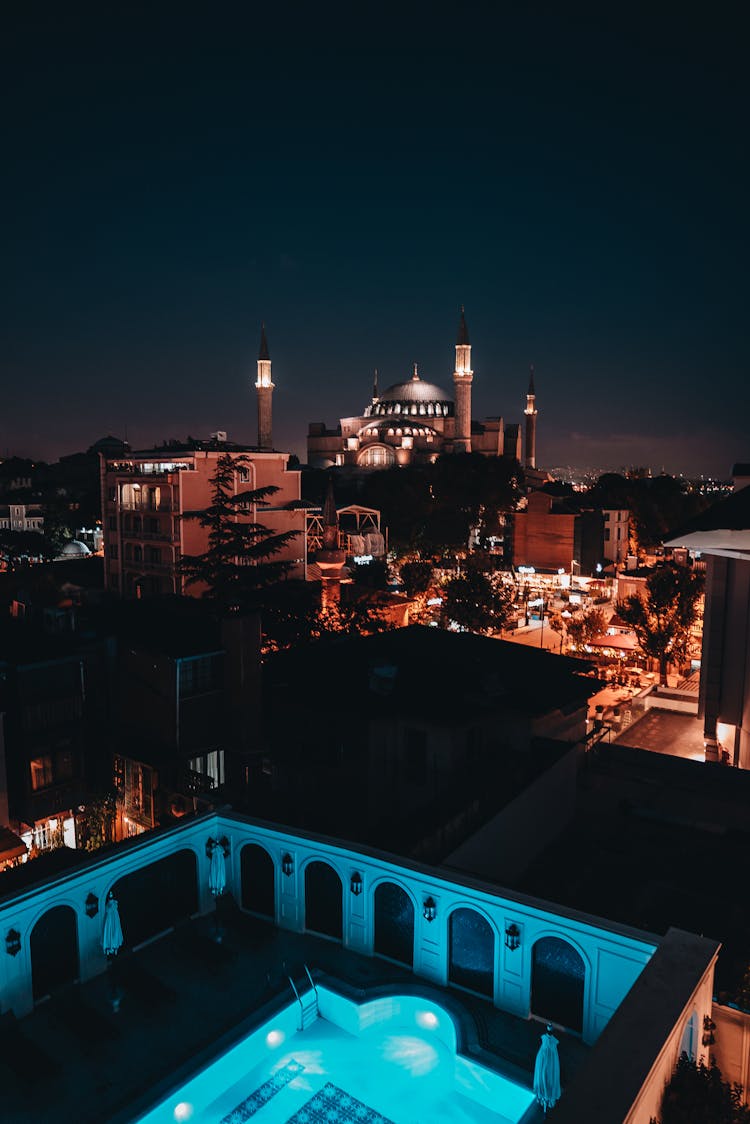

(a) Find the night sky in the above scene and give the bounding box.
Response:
[3,5,748,475]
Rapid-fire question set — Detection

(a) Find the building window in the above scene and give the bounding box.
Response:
[189,750,225,787]
[179,654,221,697]
[30,756,54,791]
[108,516,117,531]
[604,528,610,541]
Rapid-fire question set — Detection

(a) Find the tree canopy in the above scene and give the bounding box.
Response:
[617,563,703,684]
[180,453,299,612]
[357,454,522,556]
[651,1055,750,1124]
[443,563,514,635]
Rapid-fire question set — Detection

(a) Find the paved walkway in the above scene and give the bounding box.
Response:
[0,908,589,1124]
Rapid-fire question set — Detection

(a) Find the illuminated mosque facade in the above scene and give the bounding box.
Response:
[307,310,536,469]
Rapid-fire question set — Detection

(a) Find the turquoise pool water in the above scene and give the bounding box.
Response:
[135,990,536,1124]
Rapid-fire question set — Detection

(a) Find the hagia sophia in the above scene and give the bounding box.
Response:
[305,310,538,470]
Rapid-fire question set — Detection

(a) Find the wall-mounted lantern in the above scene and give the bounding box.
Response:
[350,872,363,896]
[281,853,294,878]
[85,892,99,919]
[423,896,437,923]
[206,835,230,859]
[5,928,21,957]
[702,1015,716,1047]
[505,923,521,951]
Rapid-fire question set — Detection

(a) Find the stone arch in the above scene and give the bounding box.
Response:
[373,879,415,967]
[357,444,396,468]
[110,848,198,949]
[448,906,496,997]
[531,935,587,1033]
[240,841,276,919]
[304,860,343,941]
[30,904,79,1001]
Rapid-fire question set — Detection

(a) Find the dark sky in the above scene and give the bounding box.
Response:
[3,4,748,475]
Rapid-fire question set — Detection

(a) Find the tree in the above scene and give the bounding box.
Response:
[443,566,514,635]
[82,792,119,852]
[617,563,703,685]
[180,453,299,612]
[565,607,607,649]
[0,529,49,570]
[399,560,434,597]
[650,1055,750,1124]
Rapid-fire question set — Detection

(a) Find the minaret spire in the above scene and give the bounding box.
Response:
[453,306,473,453]
[524,363,538,469]
[372,368,379,402]
[255,322,274,449]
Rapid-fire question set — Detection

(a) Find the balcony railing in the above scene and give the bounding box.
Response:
[119,500,173,512]
[122,559,174,573]
[121,529,179,543]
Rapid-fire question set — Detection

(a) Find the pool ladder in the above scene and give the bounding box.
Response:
[288,964,319,1031]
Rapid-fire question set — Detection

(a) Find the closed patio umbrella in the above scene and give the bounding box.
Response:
[533,1025,561,1113]
[208,839,227,898]
[102,893,124,957]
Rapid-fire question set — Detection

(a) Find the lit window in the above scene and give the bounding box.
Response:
[30,756,53,791]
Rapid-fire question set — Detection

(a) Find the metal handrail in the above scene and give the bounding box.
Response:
[303,963,318,1002]
[288,975,304,1027]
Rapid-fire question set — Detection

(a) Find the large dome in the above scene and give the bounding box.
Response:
[365,366,454,419]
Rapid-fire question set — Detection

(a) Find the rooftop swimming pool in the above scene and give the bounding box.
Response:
[134,988,536,1124]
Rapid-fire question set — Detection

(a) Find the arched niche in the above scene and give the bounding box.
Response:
[531,936,586,1033]
[240,842,275,919]
[374,881,414,967]
[31,904,78,1002]
[111,848,198,948]
[448,907,495,997]
[304,861,343,941]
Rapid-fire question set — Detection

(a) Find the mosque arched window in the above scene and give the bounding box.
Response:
[358,445,396,468]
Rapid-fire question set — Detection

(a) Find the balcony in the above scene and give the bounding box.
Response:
[121,528,178,543]
[122,559,174,573]
[119,500,173,512]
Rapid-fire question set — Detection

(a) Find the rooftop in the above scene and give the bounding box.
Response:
[265,625,597,721]
[0,909,587,1124]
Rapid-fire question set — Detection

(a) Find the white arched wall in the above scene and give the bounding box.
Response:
[0,811,657,1041]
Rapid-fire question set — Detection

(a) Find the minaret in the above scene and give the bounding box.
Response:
[372,368,379,405]
[255,323,274,449]
[453,307,473,453]
[524,364,538,469]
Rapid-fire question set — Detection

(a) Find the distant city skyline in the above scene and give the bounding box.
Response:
[3,7,747,477]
